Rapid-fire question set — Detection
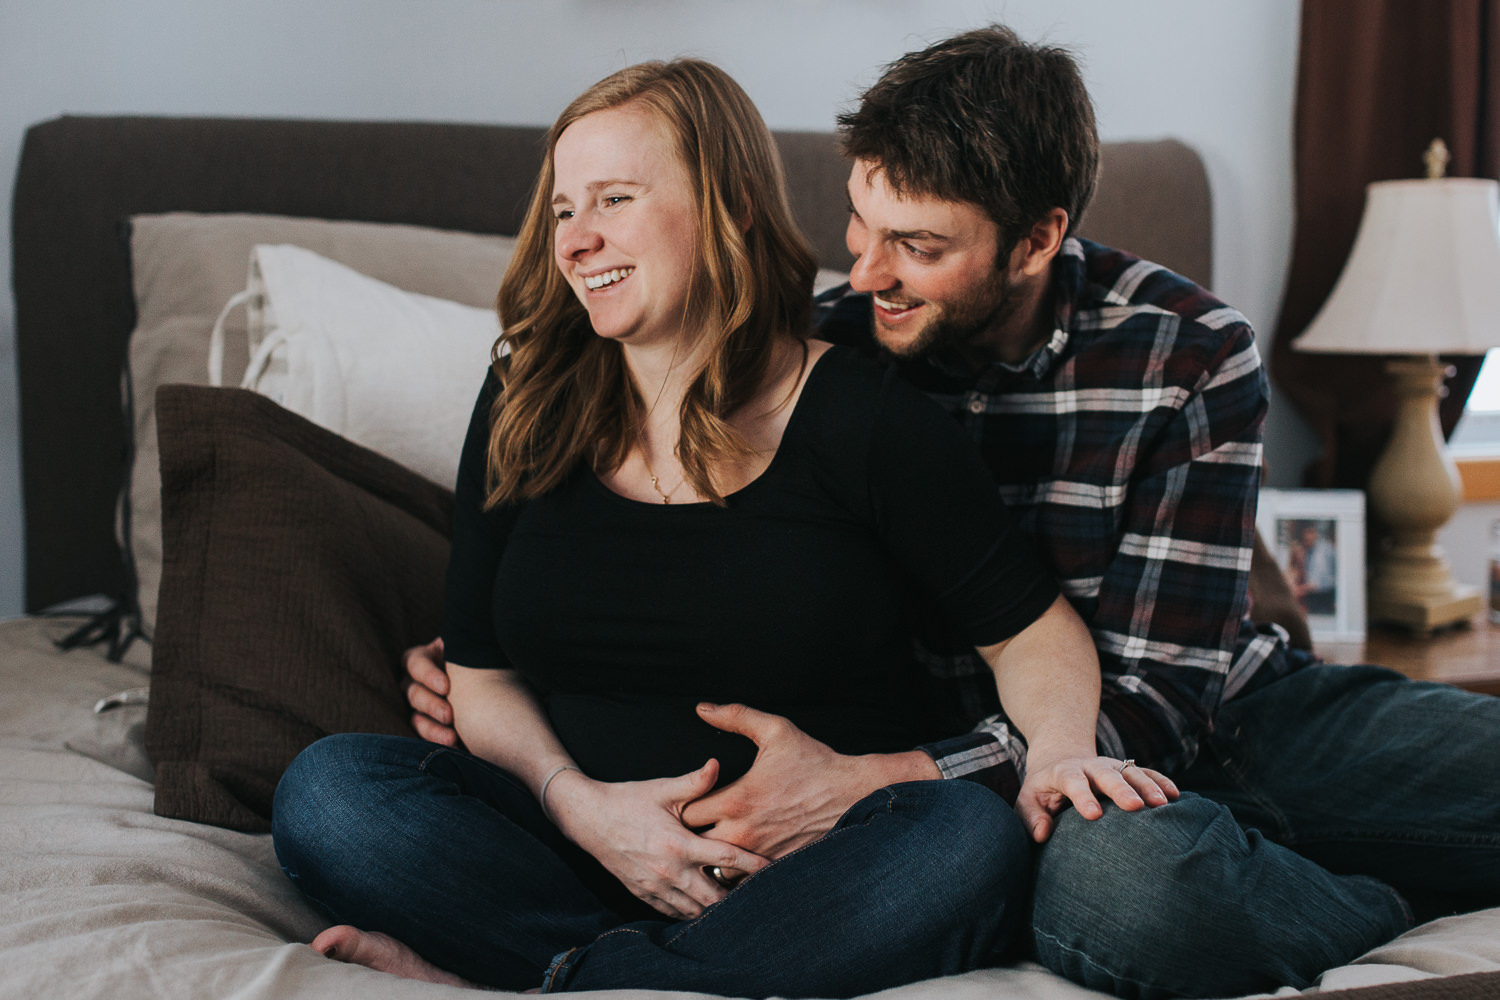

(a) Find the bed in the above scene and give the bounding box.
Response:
[7,114,1500,1000]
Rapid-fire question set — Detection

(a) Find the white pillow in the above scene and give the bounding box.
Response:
[814,268,851,295]
[210,244,501,490]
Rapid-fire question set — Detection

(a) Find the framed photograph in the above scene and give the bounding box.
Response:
[1256,488,1366,643]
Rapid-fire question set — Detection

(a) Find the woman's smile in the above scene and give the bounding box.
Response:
[583,267,636,291]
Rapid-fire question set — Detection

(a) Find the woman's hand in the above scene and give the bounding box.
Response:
[545,759,770,920]
[1015,751,1179,843]
[441,666,764,918]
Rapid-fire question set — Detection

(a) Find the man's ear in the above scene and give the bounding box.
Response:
[1009,208,1069,278]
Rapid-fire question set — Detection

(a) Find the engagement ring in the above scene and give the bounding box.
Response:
[705,866,742,889]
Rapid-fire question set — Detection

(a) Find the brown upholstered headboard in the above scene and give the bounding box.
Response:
[10,114,1211,611]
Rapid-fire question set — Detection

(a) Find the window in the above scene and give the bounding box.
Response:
[1451,352,1500,455]
[1451,352,1500,501]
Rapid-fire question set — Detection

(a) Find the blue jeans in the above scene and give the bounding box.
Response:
[272,733,1031,997]
[1031,663,1500,999]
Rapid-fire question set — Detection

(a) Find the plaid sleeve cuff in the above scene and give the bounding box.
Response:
[918,724,1025,804]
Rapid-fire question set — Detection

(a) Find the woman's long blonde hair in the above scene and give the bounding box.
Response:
[484,59,819,508]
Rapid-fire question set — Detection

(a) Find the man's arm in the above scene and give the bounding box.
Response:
[919,315,1271,781]
[682,596,1177,856]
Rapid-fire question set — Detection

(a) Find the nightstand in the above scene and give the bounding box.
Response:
[1315,614,1500,694]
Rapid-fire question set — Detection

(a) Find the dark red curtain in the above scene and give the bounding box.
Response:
[1271,0,1500,488]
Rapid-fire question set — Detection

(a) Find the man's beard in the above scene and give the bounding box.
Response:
[872,269,1020,361]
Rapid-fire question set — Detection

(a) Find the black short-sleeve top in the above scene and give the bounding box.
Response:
[442,346,1058,784]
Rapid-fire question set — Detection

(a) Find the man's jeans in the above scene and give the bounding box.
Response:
[272,734,1030,997]
[1032,663,1500,999]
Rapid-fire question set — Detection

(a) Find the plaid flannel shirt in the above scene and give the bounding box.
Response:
[816,237,1296,802]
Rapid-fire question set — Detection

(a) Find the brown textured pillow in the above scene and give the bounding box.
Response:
[146,384,453,832]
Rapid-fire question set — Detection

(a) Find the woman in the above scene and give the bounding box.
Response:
[272,59,1171,997]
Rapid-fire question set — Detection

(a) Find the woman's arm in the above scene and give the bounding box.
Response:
[977,595,1177,842]
[447,663,768,919]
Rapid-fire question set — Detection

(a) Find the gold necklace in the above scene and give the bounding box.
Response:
[643,455,676,504]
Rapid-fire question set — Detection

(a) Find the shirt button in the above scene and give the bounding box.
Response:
[968,398,986,414]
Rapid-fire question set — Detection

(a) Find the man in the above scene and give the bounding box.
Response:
[406,25,1500,999]
[1292,521,1338,615]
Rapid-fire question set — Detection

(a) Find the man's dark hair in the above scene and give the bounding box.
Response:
[838,25,1099,251]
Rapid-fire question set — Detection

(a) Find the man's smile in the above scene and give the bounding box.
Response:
[873,294,924,320]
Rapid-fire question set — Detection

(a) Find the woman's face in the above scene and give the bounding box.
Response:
[551,105,701,349]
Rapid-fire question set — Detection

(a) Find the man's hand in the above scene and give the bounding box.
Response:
[546,760,769,920]
[1016,752,1179,843]
[680,703,939,860]
[402,638,460,746]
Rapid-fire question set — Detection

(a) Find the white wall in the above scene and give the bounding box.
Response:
[0,0,1306,614]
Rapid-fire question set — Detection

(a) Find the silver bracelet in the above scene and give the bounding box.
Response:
[539,763,581,823]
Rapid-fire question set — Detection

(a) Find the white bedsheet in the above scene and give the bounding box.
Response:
[2,616,1497,1000]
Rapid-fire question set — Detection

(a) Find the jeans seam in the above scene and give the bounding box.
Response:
[1382,880,1417,929]
[277,867,344,927]
[545,927,652,991]
[417,745,447,771]
[542,944,581,991]
[1032,925,1166,995]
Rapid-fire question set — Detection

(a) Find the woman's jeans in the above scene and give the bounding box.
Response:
[272,734,1031,997]
[1031,663,1500,1000]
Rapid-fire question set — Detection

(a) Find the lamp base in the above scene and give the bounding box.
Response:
[1364,355,1482,635]
[1368,583,1480,634]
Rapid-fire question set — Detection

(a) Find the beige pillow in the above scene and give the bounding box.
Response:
[125,213,516,643]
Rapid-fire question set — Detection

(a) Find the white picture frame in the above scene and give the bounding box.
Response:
[1256,488,1366,644]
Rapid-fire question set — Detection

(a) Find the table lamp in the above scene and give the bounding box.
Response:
[1293,140,1500,633]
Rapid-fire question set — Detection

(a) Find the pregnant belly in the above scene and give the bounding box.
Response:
[545,690,937,788]
[546,693,760,785]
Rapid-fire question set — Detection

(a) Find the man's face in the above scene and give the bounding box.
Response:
[844,159,1018,360]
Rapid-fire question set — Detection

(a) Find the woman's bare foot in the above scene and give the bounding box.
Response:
[312,925,476,988]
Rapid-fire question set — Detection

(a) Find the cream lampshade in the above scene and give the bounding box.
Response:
[1294,147,1500,632]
